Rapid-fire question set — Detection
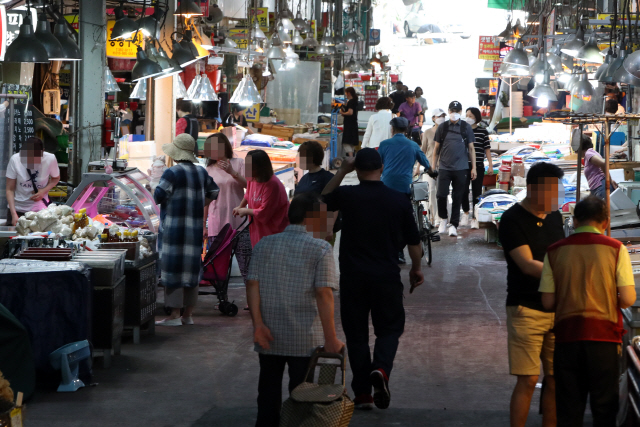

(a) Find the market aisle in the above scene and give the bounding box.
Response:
[25,229,559,427]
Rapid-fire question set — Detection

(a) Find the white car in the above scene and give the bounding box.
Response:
[402,2,447,42]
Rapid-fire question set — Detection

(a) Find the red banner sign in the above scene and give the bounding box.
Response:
[479,36,500,60]
[493,61,502,77]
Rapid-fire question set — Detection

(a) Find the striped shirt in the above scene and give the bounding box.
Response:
[468,127,490,168]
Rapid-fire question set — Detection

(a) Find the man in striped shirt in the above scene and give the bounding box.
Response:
[540,196,636,426]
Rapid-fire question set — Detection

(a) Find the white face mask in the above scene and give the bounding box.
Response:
[435,117,445,125]
[465,117,476,125]
[450,113,461,121]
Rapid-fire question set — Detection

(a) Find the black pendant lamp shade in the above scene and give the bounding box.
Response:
[110,6,138,41]
[53,16,82,61]
[5,14,49,63]
[132,47,164,81]
[175,0,203,17]
[178,30,199,57]
[35,12,64,61]
[171,39,198,67]
[138,6,164,39]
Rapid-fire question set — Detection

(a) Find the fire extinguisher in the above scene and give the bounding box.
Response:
[103,110,121,148]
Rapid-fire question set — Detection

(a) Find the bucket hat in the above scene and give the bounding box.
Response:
[162,134,197,163]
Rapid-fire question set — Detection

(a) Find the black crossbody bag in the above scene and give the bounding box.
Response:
[26,167,50,207]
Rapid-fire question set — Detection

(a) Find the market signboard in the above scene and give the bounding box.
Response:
[369,29,380,46]
[478,36,500,60]
[364,85,379,110]
[0,7,6,61]
[106,20,144,59]
[493,61,502,78]
[250,8,269,31]
[2,84,35,153]
[244,104,260,122]
[64,14,79,32]
[228,29,249,50]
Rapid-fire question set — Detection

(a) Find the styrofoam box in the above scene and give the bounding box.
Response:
[128,140,157,158]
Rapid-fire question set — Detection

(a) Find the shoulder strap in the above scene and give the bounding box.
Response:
[440,121,450,142]
[460,120,469,145]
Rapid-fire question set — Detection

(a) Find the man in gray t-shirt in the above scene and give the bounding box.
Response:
[432,101,477,237]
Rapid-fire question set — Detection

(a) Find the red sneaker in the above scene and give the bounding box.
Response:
[370,369,391,409]
[353,394,374,410]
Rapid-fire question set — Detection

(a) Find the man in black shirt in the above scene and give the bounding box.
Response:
[322,148,424,411]
[389,81,406,115]
[498,162,565,427]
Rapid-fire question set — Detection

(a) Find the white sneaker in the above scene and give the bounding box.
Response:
[460,213,469,227]
[471,219,479,229]
[155,317,182,326]
[181,316,194,325]
[448,225,457,237]
[438,221,448,234]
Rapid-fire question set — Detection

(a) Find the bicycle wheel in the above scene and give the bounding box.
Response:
[423,212,432,266]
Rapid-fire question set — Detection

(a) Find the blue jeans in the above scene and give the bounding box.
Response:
[591,177,614,199]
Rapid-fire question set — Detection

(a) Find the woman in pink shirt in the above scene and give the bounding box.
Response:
[203,134,251,280]
[233,150,289,246]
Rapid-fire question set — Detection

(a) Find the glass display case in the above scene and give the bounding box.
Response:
[66,168,160,233]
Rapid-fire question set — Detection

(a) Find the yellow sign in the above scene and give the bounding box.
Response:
[229,29,249,50]
[64,15,79,33]
[251,8,269,31]
[245,103,260,122]
[106,20,144,59]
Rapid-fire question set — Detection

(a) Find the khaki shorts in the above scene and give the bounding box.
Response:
[506,305,555,376]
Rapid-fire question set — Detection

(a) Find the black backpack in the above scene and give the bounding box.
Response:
[439,119,470,145]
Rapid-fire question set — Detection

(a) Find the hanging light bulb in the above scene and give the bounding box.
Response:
[35,12,64,61]
[52,15,81,61]
[495,21,513,41]
[174,0,203,18]
[209,3,224,24]
[130,78,147,100]
[575,35,603,63]
[316,45,330,55]
[146,44,173,72]
[266,32,286,59]
[138,5,164,39]
[230,75,263,107]
[251,20,266,40]
[528,69,557,101]
[571,71,594,101]
[171,39,198,67]
[546,44,563,73]
[156,46,183,79]
[602,45,626,82]
[185,75,202,101]
[561,26,585,57]
[530,52,555,83]
[104,67,121,92]
[223,36,238,48]
[195,75,218,102]
[5,12,49,63]
[175,75,187,98]
[595,50,613,80]
[292,30,304,45]
[292,11,306,30]
[110,4,138,41]
[504,38,528,67]
[132,46,164,81]
[321,28,335,46]
[302,33,319,47]
[251,40,264,53]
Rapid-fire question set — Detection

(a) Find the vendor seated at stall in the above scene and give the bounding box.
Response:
[222,105,254,135]
[6,137,60,226]
[581,135,617,199]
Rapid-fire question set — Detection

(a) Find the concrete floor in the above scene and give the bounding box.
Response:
[25,228,580,426]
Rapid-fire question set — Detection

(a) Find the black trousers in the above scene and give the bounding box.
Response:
[340,278,405,397]
[256,353,311,427]
[409,128,422,145]
[461,167,485,216]
[554,341,620,427]
[436,169,468,227]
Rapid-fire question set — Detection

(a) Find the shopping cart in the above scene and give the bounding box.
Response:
[200,217,252,317]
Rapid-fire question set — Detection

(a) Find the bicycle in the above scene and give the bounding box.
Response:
[410,172,440,266]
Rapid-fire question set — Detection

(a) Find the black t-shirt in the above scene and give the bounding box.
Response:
[499,203,564,311]
[389,91,406,114]
[294,169,334,197]
[324,180,420,282]
[342,99,358,127]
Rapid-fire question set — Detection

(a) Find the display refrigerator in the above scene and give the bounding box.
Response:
[65,168,160,233]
